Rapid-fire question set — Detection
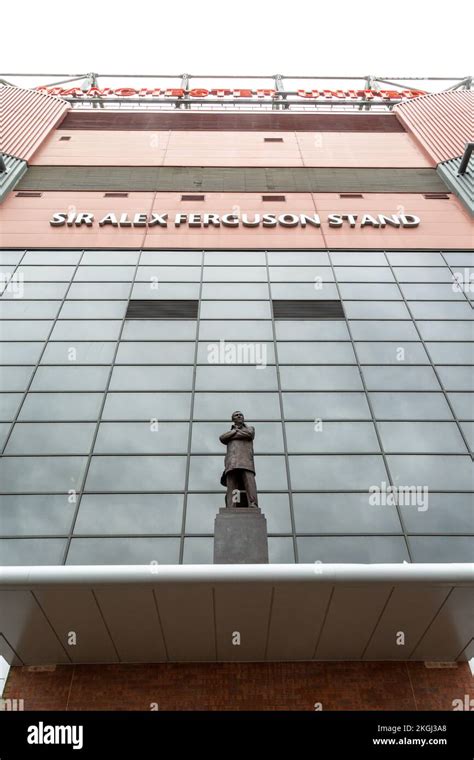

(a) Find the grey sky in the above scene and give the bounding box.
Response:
[2,0,472,90]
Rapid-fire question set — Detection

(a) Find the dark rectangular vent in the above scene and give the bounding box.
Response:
[15,191,42,197]
[104,192,128,197]
[262,195,286,202]
[264,137,284,142]
[423,193,450,199]
[126,300,199,319]
[181,194,205,201]
[59,136,71,141]
[339,193,363,198]
[272,300,345,320]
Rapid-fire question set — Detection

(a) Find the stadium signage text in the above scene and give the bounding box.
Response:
[37,86,424,100]
[50,212,421,228]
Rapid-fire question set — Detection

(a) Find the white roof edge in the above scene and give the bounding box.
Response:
[0,563,473,587]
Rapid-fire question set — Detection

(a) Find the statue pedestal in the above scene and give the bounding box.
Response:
[213,507,269,564]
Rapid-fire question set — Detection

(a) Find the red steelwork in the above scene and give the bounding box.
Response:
[0,86,69,162]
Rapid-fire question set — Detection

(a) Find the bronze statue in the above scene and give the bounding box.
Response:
[219,411,258,508]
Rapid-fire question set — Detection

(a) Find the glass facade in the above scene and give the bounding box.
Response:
[0,248,472,566]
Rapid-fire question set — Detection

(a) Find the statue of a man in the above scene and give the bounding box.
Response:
[219,411,258,508]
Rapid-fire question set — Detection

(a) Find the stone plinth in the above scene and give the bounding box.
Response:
[213,507,269,564]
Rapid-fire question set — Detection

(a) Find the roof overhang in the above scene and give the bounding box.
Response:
[0,563,473,665]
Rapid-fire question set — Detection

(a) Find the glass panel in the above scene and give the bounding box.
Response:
[198,321,273,340]
[205,251,266,265]
[400,493,474,533]
[334,267,394,282]
[362,366,441,391]
[85,455,187,491]
[74,266,135,281]
[203,267,267,282]
[122,320,197,340]
[394,267,453,283]
[0,343,43,364]
[417,321,474,341]
[356,341,429,364]
[185,493,223,533]
[408,537,474,563]
[116,342,195,364]
[80,251,139,265]
[2,283,68,299]
[0,366,34,391]
[329,252,388,266]
[21,251,82,265]
[94,422,189,453]
[442,252,474,266]
[409,302,473,319]
[5,422,96,455]
[66,537,180,565]
[0,495,75,536]
[195,366,278,390]
[199,301,271,319]
[16,266,75,281]
[289,455,388,490]
[279,366,363,390]
[437,366,474,391]
[67,283,131,299]
[268,537,295,563]
[19,393,103,421]
[378,421,466,453]
[401,283,465,300]
[286,422,379,453]
[74,494,183,534]
[131,283,200,299]
[182,537,214,564]
[0,252,24,265]
[370,392,453,420]
[386,252,446,266]
[102,392,192,420]
[188,455,288,490]
[59,301,127,318]
[426,342,474,365]
[459,421,474,450]
[271,283,339,300]
[269,267,334,282]
[109,366,193,390]
[283,392,371,420]
[0,301,61,318]
[293,493,402,533]
[277,342,355,364]
[191,422,284,453]
[30,366,109,391]
[0,394,23,421]
[41,342,116,364]
[0,423,10,448]
[275,320,350,340]
[448,393,474,419]
[343,302,410,319]
[268,252,329,265]
[297,536,409,563]
[0,539,66,565]
[201,283,268,299]
[0,320,53,341]
[135,266,201,282]
[0,456,88,492]
[338,283,401,300]
[193,393,280,420]
[387,454,473,490]
[349,321,419,341]
[50,321,122,341]
[197,341,275,365]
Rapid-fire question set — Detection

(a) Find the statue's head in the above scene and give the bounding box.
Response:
[231,411,245,425]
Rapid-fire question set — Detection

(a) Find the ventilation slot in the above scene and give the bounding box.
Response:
[126,300,199,319]
[181,194,205,201]
[104,192,129,197]
[15,191,42,197]
[272,300,345,320]
[339,193,363,198]
[59,136,71,141]
[423,193,450,200]
[264,137,284,142]
[262,195,286,202]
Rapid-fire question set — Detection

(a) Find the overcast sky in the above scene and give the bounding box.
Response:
[2,0,472,90]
